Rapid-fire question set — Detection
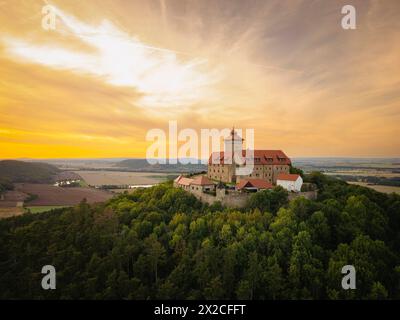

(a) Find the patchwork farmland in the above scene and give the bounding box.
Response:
[14,183,113,206]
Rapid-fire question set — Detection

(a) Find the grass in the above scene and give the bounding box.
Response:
[25,206,70,214]
[78,180,89,187]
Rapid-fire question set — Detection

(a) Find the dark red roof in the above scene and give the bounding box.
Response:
[236,179,274,190]
[209,150,291,165]
[175,175,194,186]
[277,173,301,181]
[191,176,214,186]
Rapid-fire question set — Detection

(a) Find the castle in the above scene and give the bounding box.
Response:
[174,128,312,207]
[207,128,291,184]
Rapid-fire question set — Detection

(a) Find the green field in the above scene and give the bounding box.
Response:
[78,180,89,187]
[25,206,70,214]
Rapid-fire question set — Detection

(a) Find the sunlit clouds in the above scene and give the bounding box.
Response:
[3,5,219,109]
[0,0,399,158]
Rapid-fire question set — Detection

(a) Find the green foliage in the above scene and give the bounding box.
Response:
[247,186,288,214]
[0,179,14,194]
[1,176,400,300]
[290,166,304,177]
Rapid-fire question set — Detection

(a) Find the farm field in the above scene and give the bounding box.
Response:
[26,206,70,214]
[326,170,400,178]
[14,183,113,206]
[0,207,24,219]
[348,181,400,195]
[76,171,179,187]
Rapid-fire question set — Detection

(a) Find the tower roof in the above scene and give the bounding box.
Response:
[224,127,244,141]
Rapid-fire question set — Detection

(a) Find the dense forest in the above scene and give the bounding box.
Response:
[0,160,60,184]
[0,172,400,299]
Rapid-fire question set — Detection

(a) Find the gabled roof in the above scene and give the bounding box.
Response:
[191,176,214,186]
[176,177,194,186]
[236,179,274,190]
[209,150,291,165]
[174,175,183,182]
[277,173,301,182]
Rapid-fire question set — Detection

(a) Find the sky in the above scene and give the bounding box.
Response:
[0,0,399,159]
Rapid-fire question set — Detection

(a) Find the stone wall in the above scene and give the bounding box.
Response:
[216,189,250,208]
[288,190,318,201]
[189,187,250,208]
[181,186,318,209]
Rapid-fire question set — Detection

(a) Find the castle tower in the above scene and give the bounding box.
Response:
[224,127,243,157]
[224,127,244,183]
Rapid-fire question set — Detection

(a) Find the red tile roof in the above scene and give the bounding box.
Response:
[176,177,194,186]
[236,179,274,190]
[191,176,214,186]
[175,175,214,186]
[209,150,291,165]
[277,173,301,181]
[174,175,183,182]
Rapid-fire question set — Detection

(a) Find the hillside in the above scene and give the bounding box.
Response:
[0,173,400,299]
[0,160,60,184]
[115,158,207,173]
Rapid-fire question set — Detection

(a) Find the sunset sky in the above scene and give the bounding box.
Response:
[0,0,399,159]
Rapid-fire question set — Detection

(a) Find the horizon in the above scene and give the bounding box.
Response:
[2,156,400,161]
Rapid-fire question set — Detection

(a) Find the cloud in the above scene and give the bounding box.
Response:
[2,4,220,109]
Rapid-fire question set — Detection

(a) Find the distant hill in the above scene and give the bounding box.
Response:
[0,160,60,183]
[115,158,207,173]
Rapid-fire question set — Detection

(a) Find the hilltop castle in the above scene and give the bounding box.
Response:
[207,128,291,184]
[174,128,310,207]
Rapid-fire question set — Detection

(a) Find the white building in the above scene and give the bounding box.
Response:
[276,173,303,192]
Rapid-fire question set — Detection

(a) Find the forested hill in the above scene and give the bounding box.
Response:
[0,160,60,183]
[1,173,400,299]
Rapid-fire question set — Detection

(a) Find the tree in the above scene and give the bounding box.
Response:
[242,252,262,300]
[290,166,304,178]
[144,235,166,286]
[327,235,395,299]
[369,282,388,300]
[247,187,288,214]
[288,231,324,299]
[263,255,284,299]
[222,247,237,298]
[1,178,400,300]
